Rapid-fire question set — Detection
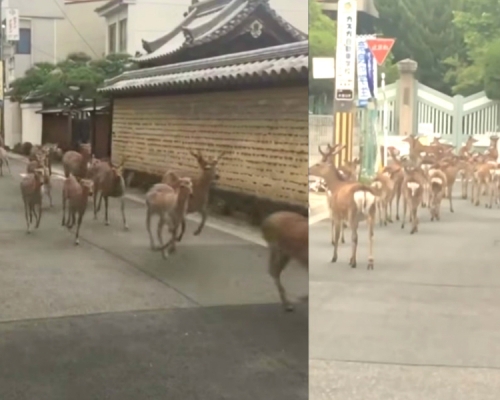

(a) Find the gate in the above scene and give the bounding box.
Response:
[71,113,91,150]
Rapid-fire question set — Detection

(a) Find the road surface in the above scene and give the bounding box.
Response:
[310,193,500,400]
[0,157,308,400]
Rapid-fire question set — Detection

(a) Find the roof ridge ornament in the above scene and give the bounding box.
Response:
[249,20,263,38]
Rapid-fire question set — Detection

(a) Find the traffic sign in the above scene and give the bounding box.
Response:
[366,38,395,66]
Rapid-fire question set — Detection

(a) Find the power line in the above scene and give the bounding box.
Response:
[50,0,99,57]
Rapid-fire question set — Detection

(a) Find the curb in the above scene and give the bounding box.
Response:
[8,152,267,247]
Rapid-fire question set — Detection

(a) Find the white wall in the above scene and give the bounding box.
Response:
[4,99,22,148]
[20,103,43,146]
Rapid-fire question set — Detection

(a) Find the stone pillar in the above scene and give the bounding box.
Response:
[396,59,418,136]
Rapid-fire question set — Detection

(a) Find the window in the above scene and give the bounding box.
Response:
[119,19,127,53]
[108,23,116,53]
[15,28,31,55]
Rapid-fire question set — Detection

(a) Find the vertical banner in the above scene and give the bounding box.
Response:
[356,36,378,107]
[6,9,20,42]
[335,0,357,101]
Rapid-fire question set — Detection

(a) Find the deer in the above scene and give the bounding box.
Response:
[146,173,193,259]
[91,155,129,230]
[261,211,308,312]
[436,156,466,212]
[27,152,53,208]
[312,144,348,244]
[400,160,426,234]
[382,146,405,220]
[484,136,499,162]
[471,157,497,208]
[165,149,227,241]
[20,167,45,233]
[427,167,448,221]
[61,174,94,245]
[310,145,377,269]
[458,136,478,159]
[0,146,11,176]
[62,142,92,179]
[338,158,360,181]
[370,171,394,226]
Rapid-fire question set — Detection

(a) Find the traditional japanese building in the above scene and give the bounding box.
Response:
[99,0,308,215]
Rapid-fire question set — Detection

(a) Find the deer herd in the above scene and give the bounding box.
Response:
[309,134,500,271]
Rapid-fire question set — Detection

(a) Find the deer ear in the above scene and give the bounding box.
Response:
[164,171,180,188]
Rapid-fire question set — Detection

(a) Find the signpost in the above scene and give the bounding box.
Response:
[332,0,358,167]
[366,37,396,168]
[366,38,395,66]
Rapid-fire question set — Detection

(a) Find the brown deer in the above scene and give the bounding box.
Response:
[401,161,426,234]
[471,160,496,207]
[261,211,308,312]
[62,174,94,245]
[458,136,478,158]
[338,158,360,181]
[370,172,394,226]
[310,145,376,269]
[20,167,45,233]
[427,168,448,221]
[62,143,92,179]
[166,149,227,241]
[91,155,129,229]
[484,136,499,161]
[146,174,193,259]
[382,146,405,220]
[27,153,53,207]
[437,156,466,212]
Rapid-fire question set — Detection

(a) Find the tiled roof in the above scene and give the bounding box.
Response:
[100,41,307,94]
[137,0,307,63]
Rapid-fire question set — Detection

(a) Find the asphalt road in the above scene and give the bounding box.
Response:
[310,192,500,400]
[0,157,308,400]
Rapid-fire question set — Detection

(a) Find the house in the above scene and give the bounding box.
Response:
[2,0,64,147]
[58,0,108,59]
[99,0,308,215]
[95,0,191,56]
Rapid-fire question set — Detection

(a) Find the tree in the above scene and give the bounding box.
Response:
[445,0,500,95]
[9,52,135,108]
[375,0,458,94]
[483,39,500,100]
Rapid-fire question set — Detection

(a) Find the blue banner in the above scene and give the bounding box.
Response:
[356,37,377,107]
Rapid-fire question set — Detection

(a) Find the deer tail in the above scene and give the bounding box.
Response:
[353,189,376,215]
[430,177,443,193]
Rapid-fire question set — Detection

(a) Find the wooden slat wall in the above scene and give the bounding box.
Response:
[111,86,308,205]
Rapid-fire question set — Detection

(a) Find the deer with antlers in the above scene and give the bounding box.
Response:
[90,155,129,229]
[310,144,376,269]
[164,149,227,241]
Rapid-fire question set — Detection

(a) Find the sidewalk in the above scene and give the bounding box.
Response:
[309,192,329,225]
[8,152,266,247]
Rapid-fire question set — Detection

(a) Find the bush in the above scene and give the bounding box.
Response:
[21,142,32,156]
[12,143,23,154]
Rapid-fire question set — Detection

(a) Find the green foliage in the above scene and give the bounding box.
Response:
[483,39,500,100]
[309,0,336,97]
[9,52,135,108]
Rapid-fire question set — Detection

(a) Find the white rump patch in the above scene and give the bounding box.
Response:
[430,177,443,185]
[406,182,420,196]
[371,181,382,189]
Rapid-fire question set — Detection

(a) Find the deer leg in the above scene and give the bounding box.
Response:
[330,211,335,245]
[104,196,110,226]
[487,180,494,209]
[35,202,42,229]
[176,219,186,242]
[401,196,407,229]
[145,208,155,250]
[193,206,207,236]
[410,205,419,234]
[46,184,53,208]
[157,216,168,259]
[341,221,346,243]
[421,184,427,208]
[168,223,178,254]
[74,212,84,245]
[120,196,128,230]
[268,245,293,312]
[367,212,375,270]
[24,200,30,234]
[93,190,98,219]
[395,186,401,220]
[448,184,454,212]
[96,192,103,214]
[67,211,76,230]
[4,157,11,175]
[331,220,341,263]
[349,219,359,268]
[475,181,481,206]
[61,195,66,226]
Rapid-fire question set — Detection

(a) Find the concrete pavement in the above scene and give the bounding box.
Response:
[0,157,308,400]
[310,194,500,399]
